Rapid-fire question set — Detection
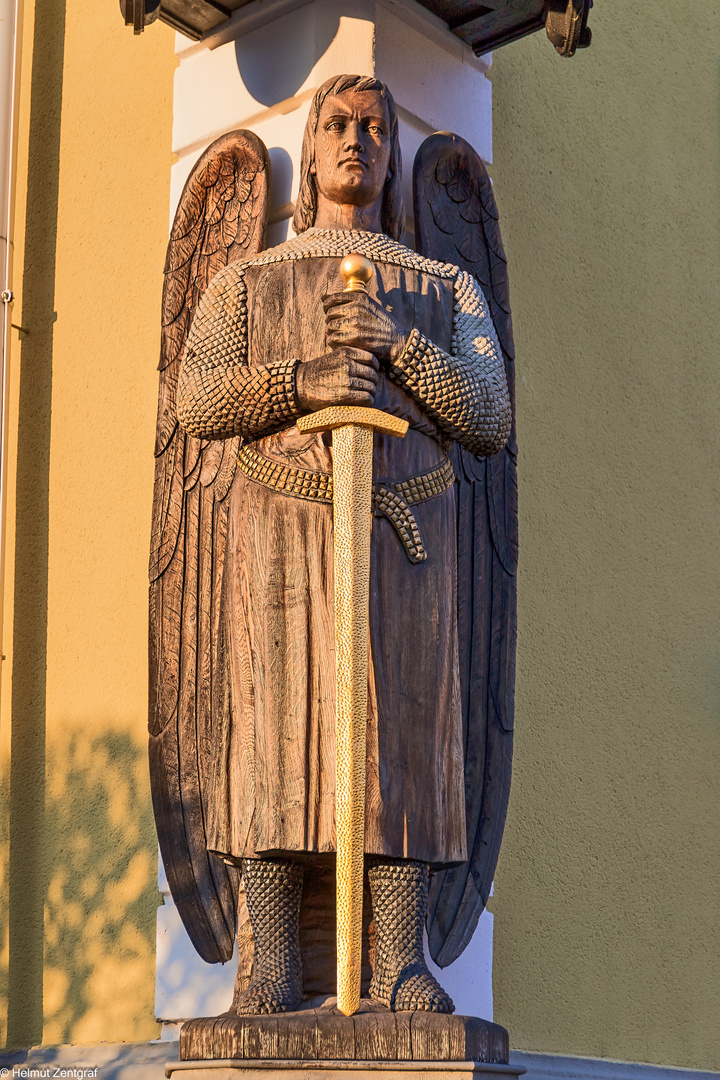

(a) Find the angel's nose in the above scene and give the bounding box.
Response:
[344,122,364,149]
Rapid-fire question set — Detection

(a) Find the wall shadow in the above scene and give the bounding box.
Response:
[40,730,158,1044]
[2,729,158,1047]
[234,11,339,106]
[268,146,293,209]
[6,0,67,1050]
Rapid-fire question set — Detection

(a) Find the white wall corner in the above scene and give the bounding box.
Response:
[155,853,236,1024]
[169,0,492,234]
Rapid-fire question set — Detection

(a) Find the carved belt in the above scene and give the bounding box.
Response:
[237,444,455,564]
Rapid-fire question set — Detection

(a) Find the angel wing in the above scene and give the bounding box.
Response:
[413,132,518,967]
[149,131,270,963]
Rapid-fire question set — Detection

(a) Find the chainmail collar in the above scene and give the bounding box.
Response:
[248,227,458,279]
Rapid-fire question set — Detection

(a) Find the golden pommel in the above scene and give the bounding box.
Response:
[340,253,374,293]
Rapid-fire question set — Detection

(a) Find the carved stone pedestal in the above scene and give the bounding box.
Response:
[172,999,520,1076]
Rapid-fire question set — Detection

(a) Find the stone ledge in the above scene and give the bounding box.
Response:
[166,1061,524,1079]
[0,1041,174,1080]
[510,1052,720,1080]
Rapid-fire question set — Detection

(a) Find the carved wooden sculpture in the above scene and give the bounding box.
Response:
[149,74,517,1057]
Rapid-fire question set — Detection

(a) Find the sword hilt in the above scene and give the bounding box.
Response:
[298,253,408,440]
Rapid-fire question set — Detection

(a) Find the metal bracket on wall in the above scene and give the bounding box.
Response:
[119,0,161,34]
[119,0,234,39]
[545,0,592,56]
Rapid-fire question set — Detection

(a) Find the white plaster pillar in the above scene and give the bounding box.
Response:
[157,0,494,1031]
[169,0,491,228]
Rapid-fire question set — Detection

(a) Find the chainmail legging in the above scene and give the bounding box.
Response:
[368,860,454,1013]
[232,857,304,1015]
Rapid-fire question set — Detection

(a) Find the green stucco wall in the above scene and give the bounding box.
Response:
[489,2,720,1071]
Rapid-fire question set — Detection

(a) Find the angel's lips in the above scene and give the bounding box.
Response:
[338,157,367,170]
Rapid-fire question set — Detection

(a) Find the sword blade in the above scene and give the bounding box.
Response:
[333,421,374,1018]
[296,405,408,1016]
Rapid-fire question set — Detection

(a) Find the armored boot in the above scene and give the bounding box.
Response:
[232,857,304,1014]
[368,859,454,1013]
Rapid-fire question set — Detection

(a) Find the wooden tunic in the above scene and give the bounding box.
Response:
[203,236,469,869]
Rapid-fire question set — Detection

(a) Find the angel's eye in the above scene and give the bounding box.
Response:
[365,124,386,136]
[326,121,345,132]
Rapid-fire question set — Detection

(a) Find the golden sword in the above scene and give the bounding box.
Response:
[297,253,408,1016]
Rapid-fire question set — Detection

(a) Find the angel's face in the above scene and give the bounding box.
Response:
[313,90,392,212]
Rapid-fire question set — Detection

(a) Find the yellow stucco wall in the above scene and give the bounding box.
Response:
[489,2,720,1071]
[1,0,176,1048]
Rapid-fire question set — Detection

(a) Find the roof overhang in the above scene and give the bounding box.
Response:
[120,0,592,57]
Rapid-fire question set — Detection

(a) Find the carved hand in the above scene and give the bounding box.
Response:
[296,347,379,412]
[323,291,408,365]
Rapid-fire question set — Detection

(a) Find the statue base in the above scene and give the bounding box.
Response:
[175,999,515,1069]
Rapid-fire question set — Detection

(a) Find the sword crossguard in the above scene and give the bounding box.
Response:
[297,405,408,439]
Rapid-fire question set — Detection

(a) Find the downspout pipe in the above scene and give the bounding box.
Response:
[0,0,22,696]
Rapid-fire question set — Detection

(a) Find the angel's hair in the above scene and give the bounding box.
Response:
[292,74,405,242]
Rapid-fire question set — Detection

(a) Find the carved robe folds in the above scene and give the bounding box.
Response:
[177,229,511,870]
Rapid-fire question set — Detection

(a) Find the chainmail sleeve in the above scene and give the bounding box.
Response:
[177,262,302,440]
[387,270,511,456]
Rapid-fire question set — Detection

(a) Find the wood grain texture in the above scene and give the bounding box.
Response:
[179,1009,509,1064]
[213,249,468,869]
[316,1009,356,1060]
[353,1010,398,1062]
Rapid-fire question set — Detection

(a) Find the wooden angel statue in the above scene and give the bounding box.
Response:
[149,74,518,1020]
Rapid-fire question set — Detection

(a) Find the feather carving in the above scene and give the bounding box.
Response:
[148,130,270,965]
[414,131,518,967]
